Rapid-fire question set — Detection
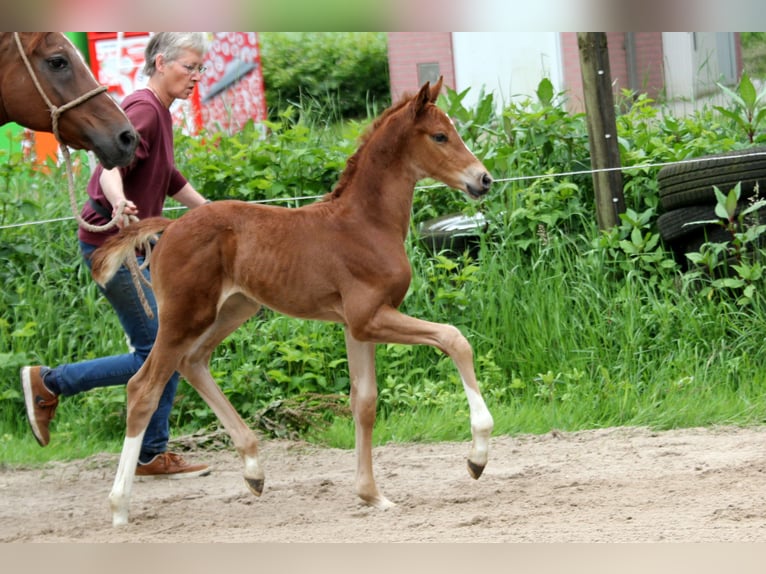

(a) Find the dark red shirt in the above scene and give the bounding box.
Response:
[78,88,188,247]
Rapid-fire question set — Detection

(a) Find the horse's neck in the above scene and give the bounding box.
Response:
[341,155,417,240]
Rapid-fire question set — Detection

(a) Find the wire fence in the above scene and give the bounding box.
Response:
[3,149,766,231]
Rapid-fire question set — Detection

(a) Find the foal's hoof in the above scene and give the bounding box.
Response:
[359,493,395,510]
[467,459,486,480]
[245,476,264,496]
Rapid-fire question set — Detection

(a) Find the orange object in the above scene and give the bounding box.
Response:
[33,131,59,168]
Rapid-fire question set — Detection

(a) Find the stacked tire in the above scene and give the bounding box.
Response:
[657,148,766,269]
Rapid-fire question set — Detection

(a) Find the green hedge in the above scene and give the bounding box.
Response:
[260,32,390,120]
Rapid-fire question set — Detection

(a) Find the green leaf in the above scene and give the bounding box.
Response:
[619,239,638,254]
[716,83,746,108]
[740,198,766,216]
[713,184,740,220]
[725,186,739,218]
[733,263,763,281]
[739,72,757,108]
[755,107,766,129]
[713,277,745,289]
[536,78,554,106]
[714,202,730,220]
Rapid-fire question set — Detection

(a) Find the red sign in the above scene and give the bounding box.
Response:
[87,32,151,102]
[196,32,268,134]
[86,32,267,135]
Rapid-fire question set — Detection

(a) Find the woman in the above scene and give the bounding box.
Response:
[22,33,211,478]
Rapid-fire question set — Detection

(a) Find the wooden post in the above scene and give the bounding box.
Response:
[577,32,625,230]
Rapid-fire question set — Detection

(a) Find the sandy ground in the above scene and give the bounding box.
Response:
[2,425,766,543]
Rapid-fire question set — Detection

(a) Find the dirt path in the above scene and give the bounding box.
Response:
[2,425,766,542]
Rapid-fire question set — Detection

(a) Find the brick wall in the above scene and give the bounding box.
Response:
[387,32,456,102]
[389,33,672,113]
[561,32,666,112]
[632,32,666,97]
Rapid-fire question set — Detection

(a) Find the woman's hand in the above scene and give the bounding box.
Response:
[112,199,138,227]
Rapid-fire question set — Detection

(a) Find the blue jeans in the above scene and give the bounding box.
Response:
[45,241,180,463]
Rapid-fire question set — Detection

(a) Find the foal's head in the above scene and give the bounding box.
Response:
[404,77,492,199]
[328,77,492,202]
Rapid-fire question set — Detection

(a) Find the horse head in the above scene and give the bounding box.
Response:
[0,33,138,168]
[409,76,492,199]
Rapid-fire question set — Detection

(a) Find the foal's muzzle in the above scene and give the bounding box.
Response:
[467,172,493,198]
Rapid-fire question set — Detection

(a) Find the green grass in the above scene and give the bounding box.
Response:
[741,32,766,78]
[5,188,766,465]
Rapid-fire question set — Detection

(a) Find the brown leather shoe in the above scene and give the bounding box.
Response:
[20,366,59,446]
[135,452,211,479]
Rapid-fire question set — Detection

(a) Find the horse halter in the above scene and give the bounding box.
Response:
[13,33,135,248]
[13,32,108,144]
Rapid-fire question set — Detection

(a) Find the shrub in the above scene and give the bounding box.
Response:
[260,32,391,121]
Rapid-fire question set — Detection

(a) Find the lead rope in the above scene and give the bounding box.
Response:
[13,33,127,234]
[15,33,155,318]
[125,242,155,319]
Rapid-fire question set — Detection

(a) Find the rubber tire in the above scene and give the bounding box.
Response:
[658,148,766,210]
[664,225,734,271]
[657,204,724,243]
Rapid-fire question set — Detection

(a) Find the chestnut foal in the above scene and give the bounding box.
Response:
[91,78,494,526]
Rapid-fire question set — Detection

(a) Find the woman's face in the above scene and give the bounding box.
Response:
[157,49,205,101]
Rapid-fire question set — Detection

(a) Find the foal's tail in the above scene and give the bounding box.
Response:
[90,217,173,287]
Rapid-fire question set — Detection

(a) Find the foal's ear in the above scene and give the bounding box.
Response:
[413,81,431,116]
[429,76,444,102]
[414,76,443,115]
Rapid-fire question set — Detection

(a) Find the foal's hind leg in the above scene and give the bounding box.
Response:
[110,357,178,526]
[178,293,265,496]
[344,329,393,508]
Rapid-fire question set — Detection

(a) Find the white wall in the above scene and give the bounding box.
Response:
[662,32,695,101]
[451,32,563,109]
[662,32,735,104]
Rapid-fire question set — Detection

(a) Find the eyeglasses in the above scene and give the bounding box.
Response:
[176,62,207,75]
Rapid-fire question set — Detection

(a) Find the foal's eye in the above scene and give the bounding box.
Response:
[47,56,69,71]
[431,133,448,143]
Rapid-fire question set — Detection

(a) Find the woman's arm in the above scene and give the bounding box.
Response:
[171,182,208,208]
[99,167,138,219]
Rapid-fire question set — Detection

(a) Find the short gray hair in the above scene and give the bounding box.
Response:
[143,33,207,77]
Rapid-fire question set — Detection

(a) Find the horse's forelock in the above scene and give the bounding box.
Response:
[21,32,48,53]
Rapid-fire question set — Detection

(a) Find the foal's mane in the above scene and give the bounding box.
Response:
[322,92,417,201]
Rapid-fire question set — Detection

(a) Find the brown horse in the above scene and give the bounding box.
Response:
[0,33,137,168]
[91,78,495,526]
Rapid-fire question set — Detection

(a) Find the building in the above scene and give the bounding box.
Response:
[387,32,742,113]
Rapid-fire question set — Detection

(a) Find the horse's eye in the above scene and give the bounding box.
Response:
[431,133,448,143]
[47,56,69,71]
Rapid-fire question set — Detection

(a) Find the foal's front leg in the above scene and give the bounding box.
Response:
[344,329,394,508]
[356,306,493,479]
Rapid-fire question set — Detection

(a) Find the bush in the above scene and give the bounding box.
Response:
[260,32,391,121]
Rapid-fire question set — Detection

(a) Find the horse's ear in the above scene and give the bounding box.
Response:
[429,76,444,103]
[414,76,444,115]
[413,80,432,115]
